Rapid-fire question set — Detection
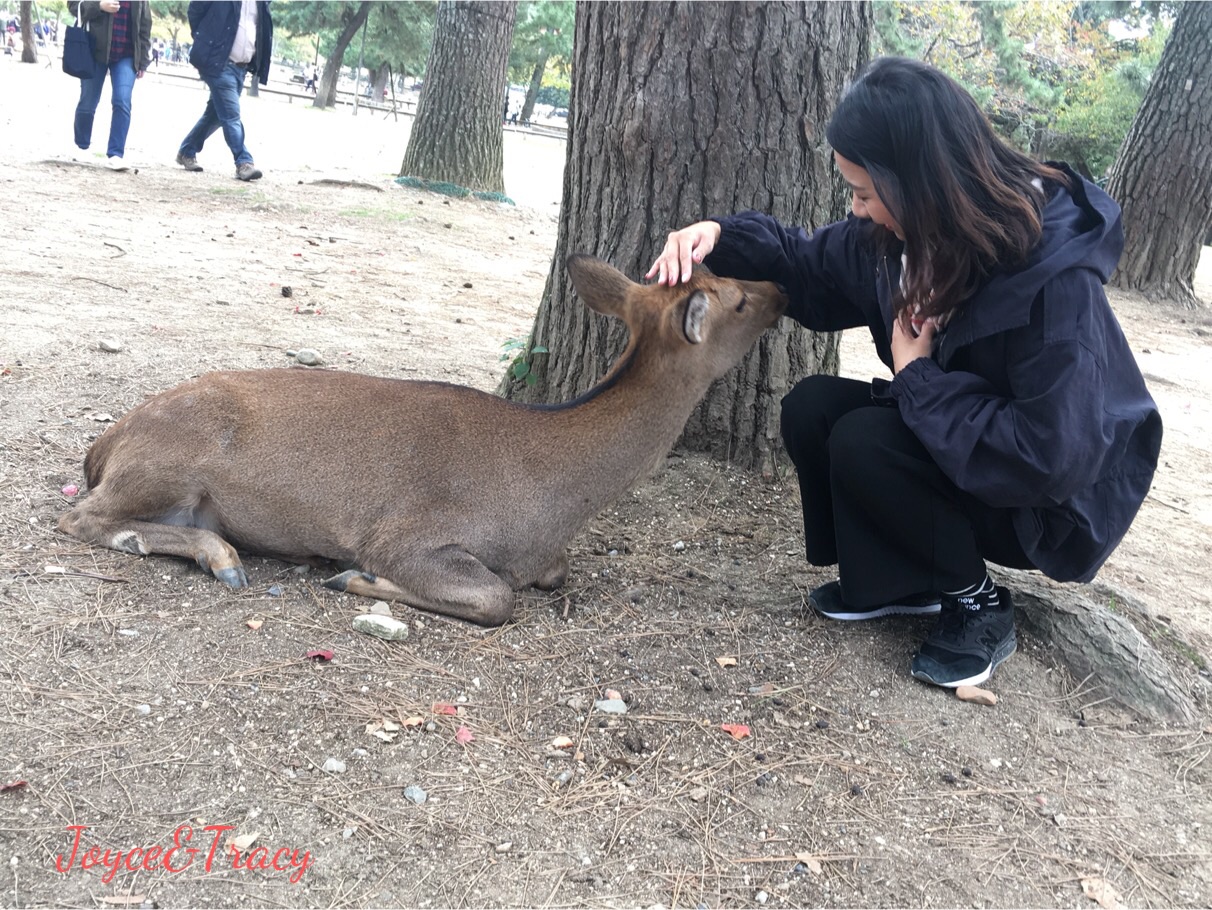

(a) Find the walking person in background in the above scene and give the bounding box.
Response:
[175,0,273,181]
[69,0,153,171]
[648,56,1161,691]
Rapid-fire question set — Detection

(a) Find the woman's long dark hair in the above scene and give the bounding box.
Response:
[826,56,1071,318]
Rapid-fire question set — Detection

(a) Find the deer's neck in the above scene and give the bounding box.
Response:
[536,355,707,522]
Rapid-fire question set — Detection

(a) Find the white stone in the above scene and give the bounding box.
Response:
[352,613,410,641]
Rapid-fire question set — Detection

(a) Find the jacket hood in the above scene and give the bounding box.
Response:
[937,163,1124,359]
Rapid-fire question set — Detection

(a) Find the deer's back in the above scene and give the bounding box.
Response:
[88,368,535,496]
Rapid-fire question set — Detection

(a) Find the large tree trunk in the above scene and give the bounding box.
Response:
[1106,1,1212,308]
[400,1,518,193]
[19,1,37,63]
[313,1,372,110]
[500,1,869,476]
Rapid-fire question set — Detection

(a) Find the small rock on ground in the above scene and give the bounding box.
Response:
[294,348,323,366]
[352,613,410,641]
[956,685,998,706]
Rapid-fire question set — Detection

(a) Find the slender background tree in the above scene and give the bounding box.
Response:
[400,1,518,194]
[501,1,871,475]
[508,1,573,123]
[1106,0,1212,307]
[19,1,37,62]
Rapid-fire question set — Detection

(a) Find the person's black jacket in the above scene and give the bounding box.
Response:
[705,166,1162,584]
[187,0,272,85]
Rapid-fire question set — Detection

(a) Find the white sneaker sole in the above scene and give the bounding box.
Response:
[911,637,1017,688]
[813,601,942,621]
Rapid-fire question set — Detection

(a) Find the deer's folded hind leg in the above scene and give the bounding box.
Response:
[58,510,248,589]
[323,545,515,627]
[534,552,569,591]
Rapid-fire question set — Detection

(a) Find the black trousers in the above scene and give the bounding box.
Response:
[780,374,1035,608]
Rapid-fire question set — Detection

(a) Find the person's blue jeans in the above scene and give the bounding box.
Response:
[179,61,253,166]
[74,56,136,158]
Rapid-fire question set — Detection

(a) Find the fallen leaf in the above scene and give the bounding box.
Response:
[1081,876,1123,910]
[0,780,28,793]
[99,897,147,906]
[226,831,259,854]
[604,688,622,700]
[715,656,738,668]
[400,715,424,728]
[61,484,79,497]
[306,649,334,662]
[793,852,823,875]
[432,702,458,716]
[455,725,474,744]
[246,619,264,631]
[551,735,575,750]
[721,723,751,741]
[748,682,776,696]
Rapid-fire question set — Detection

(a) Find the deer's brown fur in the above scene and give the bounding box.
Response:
[58,255,787,625]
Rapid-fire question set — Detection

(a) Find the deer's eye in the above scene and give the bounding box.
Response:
[735,295,748,313]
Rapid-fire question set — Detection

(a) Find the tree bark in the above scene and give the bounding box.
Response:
[400,1,518,193]
[500,1,869,475]
[20,1,37,63]
[995,569,1208,723]
[313,1,372,111]
[1106,1,1212,308]
[520,57,545,122]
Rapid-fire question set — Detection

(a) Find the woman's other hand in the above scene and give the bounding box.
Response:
[100,0,120,13]
[891,312,936,373]
[645,220,722,286]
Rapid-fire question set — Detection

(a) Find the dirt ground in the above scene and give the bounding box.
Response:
[2,60,1211,909]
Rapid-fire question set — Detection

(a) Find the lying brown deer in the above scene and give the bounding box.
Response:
[58,255,787,626]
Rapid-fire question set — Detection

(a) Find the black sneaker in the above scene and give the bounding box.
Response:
[809,580,941,621]
[911,586,1016,688]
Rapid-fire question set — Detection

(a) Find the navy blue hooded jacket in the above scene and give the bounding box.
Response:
[187,1,272,85]
[705,168,1162,584]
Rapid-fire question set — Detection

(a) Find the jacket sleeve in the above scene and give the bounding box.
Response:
[704,211,876,333]
[137,2,152,69]
[73,2,104,24]
[889,270,1118,508]
[187,1,206,34]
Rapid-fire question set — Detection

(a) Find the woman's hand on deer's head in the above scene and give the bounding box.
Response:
[646,221,722,286]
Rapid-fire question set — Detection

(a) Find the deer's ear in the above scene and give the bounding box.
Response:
[567,254,634,318]
[682,291,710,344]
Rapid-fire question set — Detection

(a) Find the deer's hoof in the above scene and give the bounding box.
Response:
[214,566,249,589]
[323,569,375,592]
